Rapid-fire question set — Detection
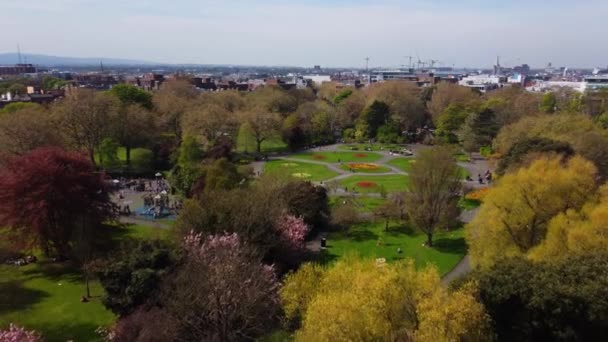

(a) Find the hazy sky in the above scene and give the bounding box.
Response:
[1,0,606,68]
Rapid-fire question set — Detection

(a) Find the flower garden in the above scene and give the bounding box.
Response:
[340,163,391,173]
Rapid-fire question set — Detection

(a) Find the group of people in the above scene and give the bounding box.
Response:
[466,170,492,184]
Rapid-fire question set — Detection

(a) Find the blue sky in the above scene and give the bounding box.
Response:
[1,0,606,68]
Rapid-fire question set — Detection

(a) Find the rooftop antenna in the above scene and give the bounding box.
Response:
[17,44,22,64]
[404,56,414,69]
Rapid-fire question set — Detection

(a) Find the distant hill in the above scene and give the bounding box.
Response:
[0,53,159,66]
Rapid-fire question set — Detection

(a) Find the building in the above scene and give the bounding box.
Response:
[458,74,506,92]
[0,64,37,76]
[370,69,418,83]
[583,75,608,91]
[303,75,331,85]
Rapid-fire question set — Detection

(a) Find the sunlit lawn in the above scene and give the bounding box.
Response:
[289,151,382,163]
[0,262,115,342]
[339,175,409,193]
[330,196,387,212]
[321,221,467,275]
[236,128,287,153]
[264,160,339,182]
[387,157,415,172]
[0,223,170,341]
[338,144,404,151]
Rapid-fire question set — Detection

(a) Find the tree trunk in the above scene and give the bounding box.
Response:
[426,232,433,247]
[385,218,389,232]
[125,145,131,166]
[89,149,96,166]
[85,273,91,298]
[256,139,262,154]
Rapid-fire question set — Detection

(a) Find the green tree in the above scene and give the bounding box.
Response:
[436,104,470,144]
[98,240,174,316]
[474,254,608,341]
[460,108,499,152]
[540,92,557,113]
[109,84,153,109]
[358,100,390,138]
[98,137,120,167]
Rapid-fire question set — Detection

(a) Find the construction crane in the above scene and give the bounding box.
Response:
[403,56,414,69]
[428,59,441,68]
[364,57,370,72]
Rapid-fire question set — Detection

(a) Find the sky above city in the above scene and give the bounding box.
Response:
[1,0,606,68]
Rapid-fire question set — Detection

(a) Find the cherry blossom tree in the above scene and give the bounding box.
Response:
[0,324,41,342]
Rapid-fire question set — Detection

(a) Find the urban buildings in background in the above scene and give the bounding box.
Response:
[1,53,607,108]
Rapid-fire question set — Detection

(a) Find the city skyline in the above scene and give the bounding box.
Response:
[1,0,607,68]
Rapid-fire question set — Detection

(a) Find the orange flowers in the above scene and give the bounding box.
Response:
[465,188,491,201]
[348,163,379,170]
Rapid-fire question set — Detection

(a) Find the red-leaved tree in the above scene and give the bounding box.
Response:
[0,147,115,258]
[0,324,41,342]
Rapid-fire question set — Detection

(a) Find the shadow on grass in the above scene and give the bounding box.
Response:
[433,237,467,255]
[0,280,49,314]
[34,321,108,342]
[19,261,82,284]
[345,229,379,242]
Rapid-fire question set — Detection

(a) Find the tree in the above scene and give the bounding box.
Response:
[98,137,120,167]
[98,240,174,316]
[459,108,499,152]
[366,81,427,132]
[373,199,401,231]
[0,147,115,257]
[0,105,64,156]
[109,83,153,110]
[159,232,280,341]
[428,82,479,122]
[436,104,470,144]
[540,92,557,113]
[278,181,330,236]
[405,146,461,247]
[466,156,597,269]
[358,100,390,138]
[110,104,155,167]
[529,190,608,262]
[238,109,281,153]
[494,113,608,179]
[182,104,235,147]
[495,137,574,175]
[203,157,241,193]
[153,79,197,142]
[474,255,608,341]
[53,88,118,164]
[0,324,41,342]
[282,257,491,342]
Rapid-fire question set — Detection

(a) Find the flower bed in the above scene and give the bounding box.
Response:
[356,181,378,188]
[348,163,380,171]
[292,172,312,179]
[354,153,368,158]
[312,155,327,160]
[465,187,490,201]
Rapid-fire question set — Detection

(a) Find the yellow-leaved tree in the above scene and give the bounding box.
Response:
[280,257,491,342]
[466,156,597,269]
[529,185,608,261]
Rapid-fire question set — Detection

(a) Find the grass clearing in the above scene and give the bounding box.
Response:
[264,160,339,182]
[236,125,287,153]
[339,175,409,193]
[289,151,382,163]
[321,221,467,275]
[387,157,415,172]
[339,144,404,152]
[330,196,387,212]
[0,262,115,341]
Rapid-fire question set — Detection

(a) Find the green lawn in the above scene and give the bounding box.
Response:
[387,157,415,172]
[289,151,382,163]
[339,144,404,151]
[339,175,409,193]
[458,197,481,210]
[330,196,387,212]
[236,125,287,153]
[264,160,339,182]
[339,163,391,174]
[0,262,115,342]
[0,223,170,341]
[321,221,467,275]
[96,147,154,172]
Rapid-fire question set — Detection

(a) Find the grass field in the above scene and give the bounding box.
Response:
[339,163,391,174]
[236,125,288,153]
[338,144,404,151]
[264,160,339,182]
[0,262,115,342]
[0,223,170,341]
[387,157,415,172]
[289,151,382,163]
[330,196,387,212]
[339,175,409,193]
[321,221,467,275]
